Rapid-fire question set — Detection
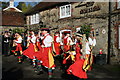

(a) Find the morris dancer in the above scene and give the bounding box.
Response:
[33,32,43,74]
[63,32,72,52]
[11,32,23,63]
[23,31,38,67]
[74,33,83,61]
[67,34,88,80]
[36,28,55,78]
[53,32,61,56]
[62,31,73,70]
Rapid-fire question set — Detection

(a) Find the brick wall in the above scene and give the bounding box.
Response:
[2,11,25,26]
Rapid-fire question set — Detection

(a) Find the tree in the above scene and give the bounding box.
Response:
[16,2,24,10]
[16,2,33,13]
[12,28,25,34]
[21,3,28,13]
[2,2,9,9]
[27,3,32,11]
[79,25,92,38]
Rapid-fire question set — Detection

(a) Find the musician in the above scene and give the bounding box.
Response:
[11,32,23,63]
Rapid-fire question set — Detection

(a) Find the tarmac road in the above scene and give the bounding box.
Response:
[2,54,120,80]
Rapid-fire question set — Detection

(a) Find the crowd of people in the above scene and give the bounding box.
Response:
[2,28,96,80]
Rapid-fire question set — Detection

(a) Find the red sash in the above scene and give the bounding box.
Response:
[63,37,70,52]
[54,36,61,55]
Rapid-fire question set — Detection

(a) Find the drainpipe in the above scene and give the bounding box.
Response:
[107,0,111,64]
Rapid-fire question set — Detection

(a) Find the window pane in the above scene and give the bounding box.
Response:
[33,15,36,24]
[36,13,39,24]
[66,5,70,16]
[62,6,65,17]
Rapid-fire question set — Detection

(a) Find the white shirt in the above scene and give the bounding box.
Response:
[93,38,96,46]
[31,35,36,44]
[88,37,96,46]
[56,36,61,43]
[85,41,91,54]
[88,37,93,46]
[43,33,53,47]
[15,37,22,43]
[64,36,73,45]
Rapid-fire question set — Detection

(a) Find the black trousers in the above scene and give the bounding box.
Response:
[3,43,9,56]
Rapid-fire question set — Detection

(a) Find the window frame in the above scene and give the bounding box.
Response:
[60,4,71,19]
[33,14,35,24]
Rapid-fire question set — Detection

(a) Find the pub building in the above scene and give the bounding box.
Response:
[24,1,120,64]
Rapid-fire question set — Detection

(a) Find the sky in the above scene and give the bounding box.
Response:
[14,2,19,7]
[0,0,42,2]
[0,0,41,7]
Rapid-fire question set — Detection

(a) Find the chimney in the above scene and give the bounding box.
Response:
[9,0,14,7]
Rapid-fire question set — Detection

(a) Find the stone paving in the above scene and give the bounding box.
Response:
[2,55,120,80]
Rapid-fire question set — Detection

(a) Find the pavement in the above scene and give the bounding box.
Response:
[2,54,120,80]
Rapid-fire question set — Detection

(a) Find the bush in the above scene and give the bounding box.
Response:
[79,25,92,38]
[12,28,25,34]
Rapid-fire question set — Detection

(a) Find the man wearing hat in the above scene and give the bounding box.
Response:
[38,28,55,78]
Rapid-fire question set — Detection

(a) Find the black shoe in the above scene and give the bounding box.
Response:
[37,71,43,75]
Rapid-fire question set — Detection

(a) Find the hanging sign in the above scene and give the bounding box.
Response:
[102,29,106,34]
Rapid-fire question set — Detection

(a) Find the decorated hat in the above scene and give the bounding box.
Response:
[75,32,83,37]
[41,28,50,33]
[41,28,49,31]
[55,31,60,34]
[64,31,71,34]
